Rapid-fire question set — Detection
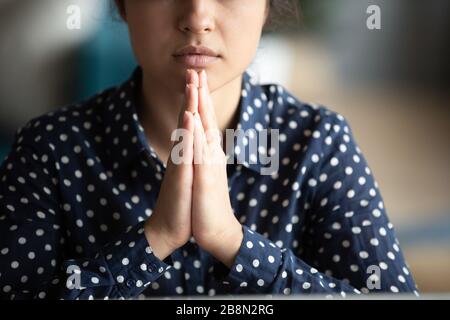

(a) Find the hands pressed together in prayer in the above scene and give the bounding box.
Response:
[144,69,243,268]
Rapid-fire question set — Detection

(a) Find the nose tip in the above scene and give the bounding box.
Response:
[183,25,212,34]
[178,2,215,34]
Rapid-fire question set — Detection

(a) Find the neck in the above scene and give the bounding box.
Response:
[138,71,243,154]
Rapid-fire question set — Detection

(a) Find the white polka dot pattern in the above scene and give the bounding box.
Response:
[0,67,418,299]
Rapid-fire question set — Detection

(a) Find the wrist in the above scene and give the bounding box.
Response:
[206,220,243,269]
[144,218,178,261]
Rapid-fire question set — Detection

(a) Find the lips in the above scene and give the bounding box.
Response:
[173,45,221,68]
[173,45,220,57]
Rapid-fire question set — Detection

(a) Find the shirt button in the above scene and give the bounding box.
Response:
[148,263,157,273]
[126,279,135,288]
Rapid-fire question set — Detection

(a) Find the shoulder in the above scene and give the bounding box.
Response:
[0,85,127,174]
[255,79,354,149]
[10,86,119,154]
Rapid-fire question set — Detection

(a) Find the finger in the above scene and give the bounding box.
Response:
[181,69,199,117]
[170,72,197,166]
[179,111,194,165]
[198,70,221,146]
[186,69,200,115]
[184,83,198,116]
[193,111,208,165]
[208,94,217,124]
[198,70,216,132]
[196,111,208,146]
[168,111,194,168]
[177,70,199,128]
[192,71,200,115]
[203,70,218,125]
[186,68,199,88]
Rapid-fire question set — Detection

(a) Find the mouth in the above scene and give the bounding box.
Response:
[173,45,221,68]
[173,54,220,68]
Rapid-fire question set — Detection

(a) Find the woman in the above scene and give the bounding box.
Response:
[0,0,418,299]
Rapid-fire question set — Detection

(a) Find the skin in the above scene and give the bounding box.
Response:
[115,0,269,268]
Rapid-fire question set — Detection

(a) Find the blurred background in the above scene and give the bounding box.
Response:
[0,0,449,293]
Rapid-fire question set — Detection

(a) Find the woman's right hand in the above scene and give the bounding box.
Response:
[144,69,199,260]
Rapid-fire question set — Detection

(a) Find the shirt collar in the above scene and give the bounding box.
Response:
[102,66,274,174]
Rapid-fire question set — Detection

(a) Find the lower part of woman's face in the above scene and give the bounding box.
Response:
[123,0,268,92]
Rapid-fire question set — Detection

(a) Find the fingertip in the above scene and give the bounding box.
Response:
[193,70,200,88]
[185,83,198,113]
[185,69,193,84]
[197,69,207,90]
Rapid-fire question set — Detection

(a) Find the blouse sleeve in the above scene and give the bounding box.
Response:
[213,112,419,297]
[0,124,171,300]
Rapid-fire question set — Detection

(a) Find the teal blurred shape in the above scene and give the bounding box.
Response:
[0,4,138,166]
[73,6,137,102]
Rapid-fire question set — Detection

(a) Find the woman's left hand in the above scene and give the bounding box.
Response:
[189,69,243,268]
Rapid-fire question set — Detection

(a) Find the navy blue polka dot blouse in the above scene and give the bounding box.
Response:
[0,67,419,299]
